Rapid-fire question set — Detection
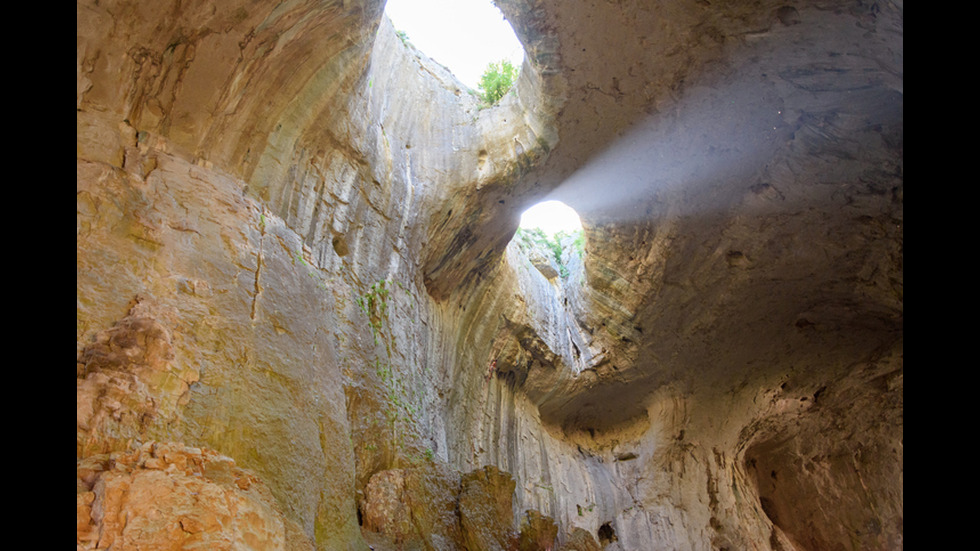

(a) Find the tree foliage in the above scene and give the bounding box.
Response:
[515,227,584,279]
[478,59,519,106]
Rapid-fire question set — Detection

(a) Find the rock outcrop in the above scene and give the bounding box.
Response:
[77,442,288,550]
[77,0,902,549]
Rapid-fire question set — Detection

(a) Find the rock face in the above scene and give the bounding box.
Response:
[458,466,521,551]
[77,442,287,550]
[77,298,199,457]
[77,0,902,549]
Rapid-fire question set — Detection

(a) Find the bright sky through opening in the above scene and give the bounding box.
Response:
[519,201,583,237]
[383,0,524,90]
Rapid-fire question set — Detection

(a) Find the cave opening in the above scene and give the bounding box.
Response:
[597,522,617,545]
[383,0,525,92]
[519,200,582,237]
[511,200,585,281]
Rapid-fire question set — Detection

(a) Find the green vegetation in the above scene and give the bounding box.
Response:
[514,227,585,278]
[356,280,390,318]
[395,29,411,46]
[291,248,332,291]
[533,481,554,493]
[293,250,309,267]
[478,59,519,106]
[355,279,425,462]
[356,280,391,343]
[572,230,586,257]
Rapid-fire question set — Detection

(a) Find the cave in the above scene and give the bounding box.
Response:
[598,522,618,546]
[77,0,902,550]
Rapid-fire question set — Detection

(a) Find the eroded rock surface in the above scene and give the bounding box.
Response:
[78,0,902,549]
[458,466,520,551]
[77,442,287,550]
[77,297,198,457]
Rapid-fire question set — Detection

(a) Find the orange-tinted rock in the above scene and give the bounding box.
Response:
[77,299,199,457]
[459,465,519,551]
[361,469,412,543]
[76,442,285,550]
[358,464,473,550]
[557,527,601,551]
[517,510,559,551]
[76,0,902,547]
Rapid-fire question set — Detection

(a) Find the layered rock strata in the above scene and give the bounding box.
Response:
[77,0,902,549]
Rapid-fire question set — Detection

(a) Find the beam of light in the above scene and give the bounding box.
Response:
[383,0,525,90]
[548,78,794,226]
[519,200,583,237]
[545,12,903,229]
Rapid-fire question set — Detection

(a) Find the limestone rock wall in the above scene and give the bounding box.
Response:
[78,0,902,549]
[437,233,901,550]
[77,0,561,547]
[77,147,363,547]
[77,442,289,549]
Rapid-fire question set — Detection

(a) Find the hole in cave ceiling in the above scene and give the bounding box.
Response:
[383,0,525,91]
[511,200,585,281]
[519,200,582,238]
